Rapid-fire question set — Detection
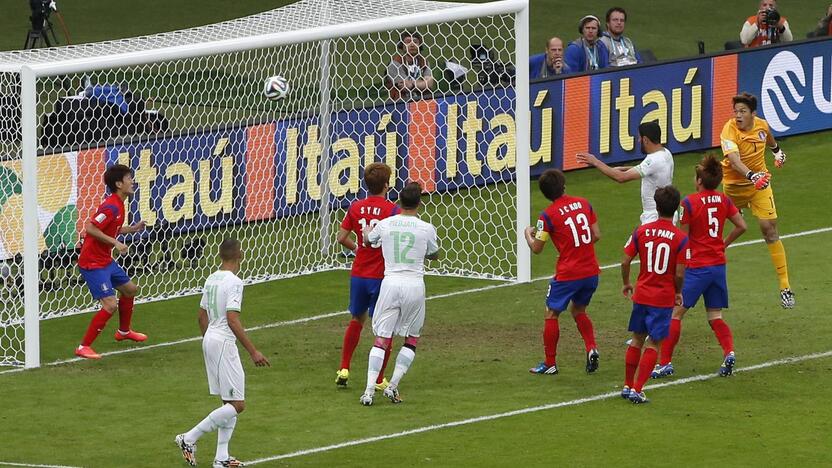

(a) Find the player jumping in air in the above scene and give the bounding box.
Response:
[359,182,439,406]
[335,163,399,390]
[576,121,674,225]
[653,155,747,379]
[75,164,147,360]
[621,186,688,404]
[176,239,270,467]
[525,169,601,376]
[720,92,794,308]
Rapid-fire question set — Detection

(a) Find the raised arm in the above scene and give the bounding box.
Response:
[576,152,641,183]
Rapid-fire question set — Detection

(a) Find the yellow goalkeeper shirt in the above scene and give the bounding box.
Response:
[720,117,771,185]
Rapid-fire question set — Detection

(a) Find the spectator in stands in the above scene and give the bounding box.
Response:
[529,37,572,79]
[740,0,793,47]
[565,15,609,73]
[386,31,436,101]
[600,7,641,67]
[808,4,832,37]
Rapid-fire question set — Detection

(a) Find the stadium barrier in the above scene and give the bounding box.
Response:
[1,38,828,262]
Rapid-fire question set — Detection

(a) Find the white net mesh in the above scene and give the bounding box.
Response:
[0,0,521,367]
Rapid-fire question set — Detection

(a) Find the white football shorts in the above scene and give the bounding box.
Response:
[203,333,245,401]
[372,277,426,338]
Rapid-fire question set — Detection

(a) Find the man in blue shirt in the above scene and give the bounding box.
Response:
[529,37,572,79]
[565,15,610,73]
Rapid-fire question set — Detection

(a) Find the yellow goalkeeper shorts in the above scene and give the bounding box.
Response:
[723,183,777,220]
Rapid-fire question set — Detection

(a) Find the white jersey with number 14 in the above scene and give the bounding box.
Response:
[200,270,243,341]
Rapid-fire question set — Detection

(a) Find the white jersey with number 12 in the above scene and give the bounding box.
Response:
[367,214,439,279]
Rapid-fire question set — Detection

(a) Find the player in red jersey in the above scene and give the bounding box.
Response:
[525,169,601,375]
[335,163,400,389]
[75,164,147,359]
[653,155,746,379]
[620,186,688,403]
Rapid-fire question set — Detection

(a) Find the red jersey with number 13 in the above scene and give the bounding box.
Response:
[78,193,125,269]
[681,190,738,268]
[341,196,399,278]
[535,195,600,281]
[624,219,688,308]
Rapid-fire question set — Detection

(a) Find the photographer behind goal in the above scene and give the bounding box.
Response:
[740,0,793,47]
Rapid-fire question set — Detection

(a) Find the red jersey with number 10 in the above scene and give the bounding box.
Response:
[340,196,399,279]
[535,195,600,281]
[78,193,125,269]
[624,219,688,308]
[681,190,738,268]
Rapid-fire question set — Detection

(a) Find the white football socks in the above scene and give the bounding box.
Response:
[365,346,386,394]
[389,347,416,389]
[215,415,237,461]
[185,403,238,444]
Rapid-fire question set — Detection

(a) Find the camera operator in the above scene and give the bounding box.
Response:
[740,0,793,47]
[565,15,609,73]
[809,4,832,37]
[385,31,435,101]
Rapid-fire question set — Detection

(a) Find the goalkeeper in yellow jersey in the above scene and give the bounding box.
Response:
[720,92,794,308]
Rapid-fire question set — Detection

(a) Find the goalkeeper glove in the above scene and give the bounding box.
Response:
[773,148,786,168]
[746,171,771,190]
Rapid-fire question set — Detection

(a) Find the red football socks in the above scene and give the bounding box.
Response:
[625,345,641,388]
[543,318,559,367]
[81,308,113,347]
[660,318,682,365]
[118,296,135,332]
[573,312,597,352]
[634,347,658,393]
[709,318,734,357]
[339,319,363,370]
[377,339,393,384]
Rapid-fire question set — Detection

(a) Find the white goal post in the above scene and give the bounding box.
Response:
[0,0,529,369]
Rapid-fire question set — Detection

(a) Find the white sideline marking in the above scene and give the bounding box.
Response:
[1,225,829,377]
[0,462,82,468]
[245,350,832,464]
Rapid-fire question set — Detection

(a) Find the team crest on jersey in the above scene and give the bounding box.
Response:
[758,130,767,141]
[95,213,107,223]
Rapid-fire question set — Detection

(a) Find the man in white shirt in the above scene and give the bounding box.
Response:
[577,121,675,225]
[176,239,270,468]
[359,182,440,406]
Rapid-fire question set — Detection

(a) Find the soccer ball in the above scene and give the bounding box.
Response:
[263,76,289,101]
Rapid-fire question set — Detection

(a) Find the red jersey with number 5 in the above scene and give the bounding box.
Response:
[341,196,399,278]
[534,195,600,281]
[78,193,125,269]
[624,219,688,308]
[681,190,738,268]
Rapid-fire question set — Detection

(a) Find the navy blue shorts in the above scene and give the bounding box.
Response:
[349,276,383,317]
[682,265,729,310]
[628,303,673,340]
[545,275,599,314]
[79,261,130,300]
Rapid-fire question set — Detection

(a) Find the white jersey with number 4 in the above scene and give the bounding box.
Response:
[199,270,244,341]
[367,214,439,279]
[634,147,674,224]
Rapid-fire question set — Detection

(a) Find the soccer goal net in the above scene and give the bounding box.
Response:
[0,0,529,368]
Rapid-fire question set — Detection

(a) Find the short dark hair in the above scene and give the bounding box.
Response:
[104,164,133,193]
[732,92,758,112]
[399,182,422,209]
[538,169,566,201]
[399,31,423,49]
[364,163,392,195]
[219,238,241,262]
[638,121,661,144]
[654,185,681,218]
[696,153,723,190]
[606,7,627,22]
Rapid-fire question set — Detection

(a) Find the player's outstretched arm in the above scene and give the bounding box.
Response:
[197,308,209,336]
[227,312,270,367]
[724,211,747,247]
[620,253,634,298]
[576,152,640,183]
[336,227,357,252]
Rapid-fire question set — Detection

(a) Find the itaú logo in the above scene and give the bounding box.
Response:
[761,50,832,132]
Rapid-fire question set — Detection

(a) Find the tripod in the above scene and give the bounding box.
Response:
[24,1,60,49]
